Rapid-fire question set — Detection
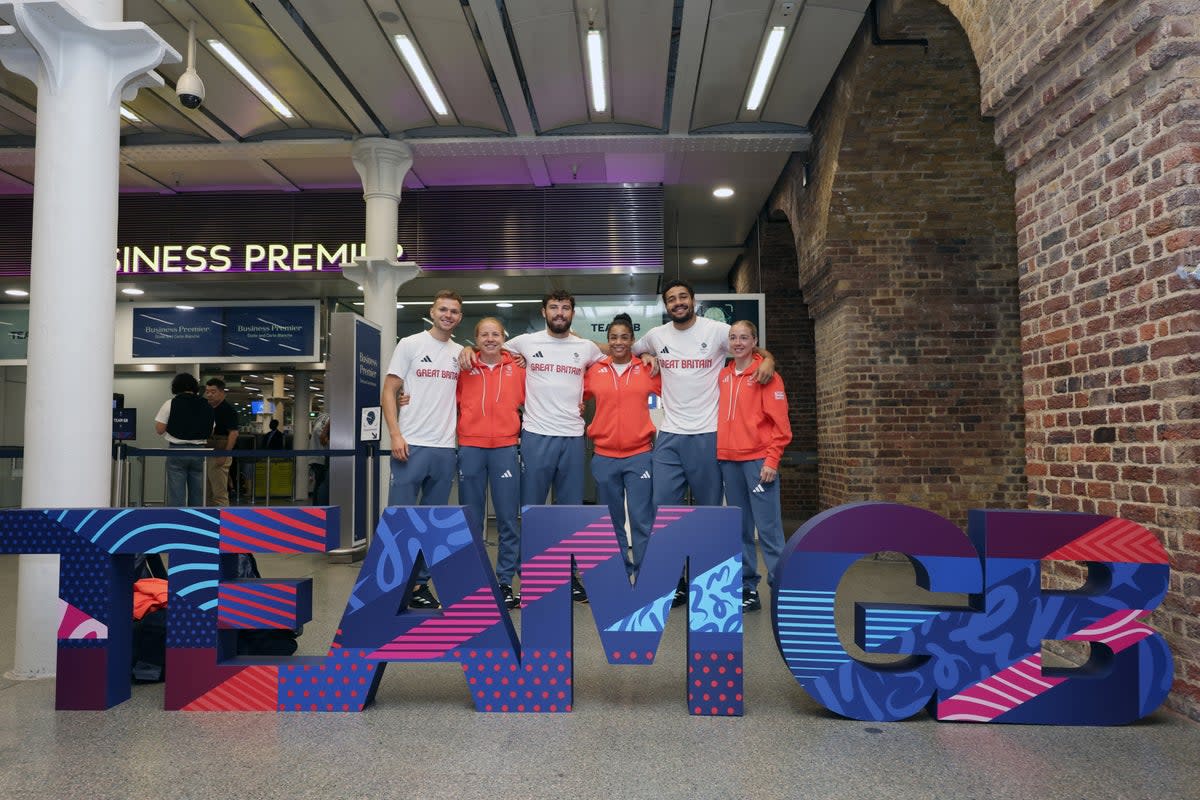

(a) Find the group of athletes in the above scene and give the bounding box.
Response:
[381,280,792,613]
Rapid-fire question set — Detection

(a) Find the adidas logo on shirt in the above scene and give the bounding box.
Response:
[420,355,433,363]
[531,351,544,358]
[660,346,670,354]
[752,484,765,494]
[499,470,513,478]
[639,471,651,479]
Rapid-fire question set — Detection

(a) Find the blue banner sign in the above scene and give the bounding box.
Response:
[131,305,317,359]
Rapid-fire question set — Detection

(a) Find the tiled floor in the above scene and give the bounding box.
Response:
[0,545,1197,800]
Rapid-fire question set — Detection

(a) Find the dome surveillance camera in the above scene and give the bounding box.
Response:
[177,68,205,109]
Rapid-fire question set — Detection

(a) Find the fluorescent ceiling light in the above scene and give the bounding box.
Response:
[396,303,405,309]
[496,302,514,308]
[479,282,500,291]
[4,289,28,297]
[393,34,449,116]
[175,305,194,310]
[207,39,295,119]
[713,187,735,198]
[586,29,607,113]
[121,287,144,296]
[119,107,141,123]
[692,257,709,266]
[745,26,786,112]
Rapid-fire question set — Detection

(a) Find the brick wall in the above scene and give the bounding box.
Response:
[769,0,1027,527]
[937,0,1200,718]
[731,218,819,528]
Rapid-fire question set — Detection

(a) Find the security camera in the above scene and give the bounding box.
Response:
[176,21,204,110]
[177,68,205,109]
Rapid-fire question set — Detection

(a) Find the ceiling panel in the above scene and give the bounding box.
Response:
[690,0,772,131]
[0,169,30,193]
[763,7,864,126]
[507,0,590,132]
[543,153,606,183]
[410,155,534,186]
[289,0,437,132]
[608,0,672,129]
[134,159,298,193]
[265,158,359,191]
[401,0,507,132]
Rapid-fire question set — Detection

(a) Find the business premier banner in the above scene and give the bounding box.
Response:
[123,302,320,362]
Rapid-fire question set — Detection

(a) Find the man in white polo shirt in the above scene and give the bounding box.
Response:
[460,289,603,601]
[382,289,464,610]
[633,280,773,602]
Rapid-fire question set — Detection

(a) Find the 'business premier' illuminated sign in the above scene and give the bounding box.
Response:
[114,242,405,274]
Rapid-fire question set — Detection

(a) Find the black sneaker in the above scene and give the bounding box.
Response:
[571,574,588,603]
[409,583,440,610]
[742,589,761,612]
[671,578,688,608]
[499,583,520,609]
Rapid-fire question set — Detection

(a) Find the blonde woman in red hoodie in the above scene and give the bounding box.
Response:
[584,313,662,578]
[718,320,792,612]
[457,318,525,608]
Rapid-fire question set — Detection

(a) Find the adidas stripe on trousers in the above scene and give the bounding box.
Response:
[591,451,654,576]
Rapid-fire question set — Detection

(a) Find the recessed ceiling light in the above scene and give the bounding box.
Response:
[713,187,734,199]
[496,302,513,308]
[356,285,363,291]
[4,289,28,297]
[692,257,709,266]
[206,39,294,119]
[175,305,194,310]
[393,34,450,116]
[745,26,787,112]
[586,28,607,114]
[479,282,500,291]
[121,287,144,296]
[395,303,405,309]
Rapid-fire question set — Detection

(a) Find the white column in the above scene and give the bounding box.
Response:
[0,0,177,679]
[343,137,421,351]
[342,137,422,517]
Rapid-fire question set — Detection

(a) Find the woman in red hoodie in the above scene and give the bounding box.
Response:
[584,313,662,578]
[457,317,525,608]
[718,320,792,612]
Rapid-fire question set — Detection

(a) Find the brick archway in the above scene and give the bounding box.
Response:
[771,0,1200,720]
[769,0,1026,523]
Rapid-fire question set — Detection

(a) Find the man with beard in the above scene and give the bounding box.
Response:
[462,289,603,600]
[633,280,774,602]
[382,289,465,610]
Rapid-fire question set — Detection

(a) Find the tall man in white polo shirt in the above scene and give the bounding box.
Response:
[461,289,604,601]
[382,289,464,610]
[634,279,774,526]
[505,290,605,508]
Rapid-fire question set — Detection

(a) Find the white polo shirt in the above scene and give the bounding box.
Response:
[506,331,603,436]
[633,316,729,434]
[386,330,463,448]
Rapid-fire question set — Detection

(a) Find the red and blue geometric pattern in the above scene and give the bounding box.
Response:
[774,503,1172,725]
[0,506,338,711]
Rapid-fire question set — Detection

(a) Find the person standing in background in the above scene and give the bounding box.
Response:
[717,320,792,612]
[584,313,661,579]
[456,318,525,608]
[204,377,239,507]
[263,418,285,451]
[155,373,214,506]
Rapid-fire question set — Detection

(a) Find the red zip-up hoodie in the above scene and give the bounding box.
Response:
[583,357,661,458]
[717,353,791,469]
[456,351,525,448]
